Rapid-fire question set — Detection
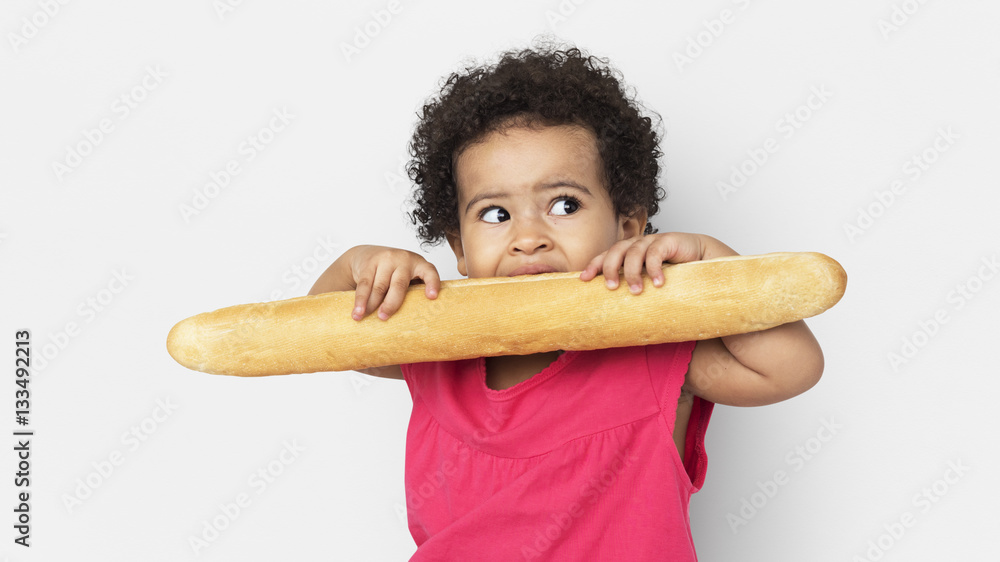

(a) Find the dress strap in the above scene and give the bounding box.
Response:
[645,341,714,491]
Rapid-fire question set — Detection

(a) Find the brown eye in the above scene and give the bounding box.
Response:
[552,197,581,215]
[481,207,510,223]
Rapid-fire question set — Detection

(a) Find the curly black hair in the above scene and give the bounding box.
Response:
[405,41,665,248]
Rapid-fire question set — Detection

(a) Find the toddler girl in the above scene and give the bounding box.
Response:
[310,42,824,561]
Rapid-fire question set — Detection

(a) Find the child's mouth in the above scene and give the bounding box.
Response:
[507,264,558,276]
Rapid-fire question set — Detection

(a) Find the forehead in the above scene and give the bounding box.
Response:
[453,124,604,200]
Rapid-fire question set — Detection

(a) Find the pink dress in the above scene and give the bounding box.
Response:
[400,341,713,561]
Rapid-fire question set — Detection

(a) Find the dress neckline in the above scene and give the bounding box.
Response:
[478,350,579,401]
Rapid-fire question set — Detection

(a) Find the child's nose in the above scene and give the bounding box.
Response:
[509,216,552,254]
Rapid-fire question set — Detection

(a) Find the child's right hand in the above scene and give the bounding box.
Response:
[341,245,441,321]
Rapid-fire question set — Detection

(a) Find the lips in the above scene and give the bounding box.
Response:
[507,264,559,277]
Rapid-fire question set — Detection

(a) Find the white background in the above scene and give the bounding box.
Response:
[2,1,998,560]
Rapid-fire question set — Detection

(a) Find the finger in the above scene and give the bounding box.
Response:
[622,237,653,294]
[378,267,414,320]
[601,240,633,289]
[646,250,665,287]
[414,262,441,299]
[657,232,701,264]
[365,264,395,318]
[352,269,375,320]
[644,240,671,288]
[580,252,607,281]
[646,235,691,288]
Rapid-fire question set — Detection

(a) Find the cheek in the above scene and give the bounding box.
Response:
[600,217,621,245]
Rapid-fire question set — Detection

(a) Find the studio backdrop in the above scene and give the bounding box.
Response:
[2,1,997,560]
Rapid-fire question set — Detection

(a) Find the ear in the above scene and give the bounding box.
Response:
[619,207,649,240]
[445,229,468,277]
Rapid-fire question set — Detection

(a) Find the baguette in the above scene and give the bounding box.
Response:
[166,252,846,377]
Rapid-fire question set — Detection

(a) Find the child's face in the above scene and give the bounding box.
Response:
[446,124,646,278]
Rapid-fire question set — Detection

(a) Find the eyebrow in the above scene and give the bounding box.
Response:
[463,180,594,216]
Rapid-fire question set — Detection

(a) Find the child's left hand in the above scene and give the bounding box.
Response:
[579,232,738,294]
[580,232,824,406]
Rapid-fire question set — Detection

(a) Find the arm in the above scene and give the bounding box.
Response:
[674,235,824,406]
[307,250,356,296]
[308,245,441,379]
[685,320,823,406]
[581,232,824,406]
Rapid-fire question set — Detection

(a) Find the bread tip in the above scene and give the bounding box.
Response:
[810,252,848,308]
[166,316,202,371]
